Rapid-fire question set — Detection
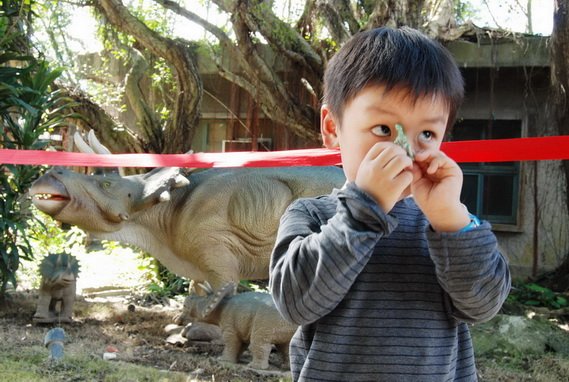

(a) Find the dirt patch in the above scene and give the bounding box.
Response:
[3,290,569,382]
[4,247,569,381]
[0,290,290,381]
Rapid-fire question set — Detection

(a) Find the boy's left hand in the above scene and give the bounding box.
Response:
[411,150,470,232]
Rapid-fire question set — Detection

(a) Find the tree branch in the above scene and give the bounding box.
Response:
[95,0,202,153]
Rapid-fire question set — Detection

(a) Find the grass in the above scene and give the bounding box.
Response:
[0,349,189,381]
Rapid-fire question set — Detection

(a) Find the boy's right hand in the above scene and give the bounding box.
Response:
[355,142,414,213]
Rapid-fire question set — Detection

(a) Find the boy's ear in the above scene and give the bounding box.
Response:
[320,104,340,148]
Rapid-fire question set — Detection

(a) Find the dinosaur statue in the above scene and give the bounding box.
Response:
[33,253,80,324]
[29,132,346,290]
[179,282,297,370]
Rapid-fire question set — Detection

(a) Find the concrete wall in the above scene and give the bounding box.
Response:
[457,66,569,277]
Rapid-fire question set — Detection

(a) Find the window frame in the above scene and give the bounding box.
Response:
[453,111,527,232]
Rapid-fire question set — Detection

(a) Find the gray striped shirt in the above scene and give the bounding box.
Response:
[269,182,511,382]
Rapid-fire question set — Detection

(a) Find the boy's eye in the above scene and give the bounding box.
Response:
[371,125,391,137]
[420,131,435,141]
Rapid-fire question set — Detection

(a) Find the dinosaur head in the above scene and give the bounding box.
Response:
[30,166,189,233]
[182,282,237,322]
[39,252,80,288]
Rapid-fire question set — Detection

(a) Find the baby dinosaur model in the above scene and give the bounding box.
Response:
[33,253,80,324]
[179,282,298,370]
[393,123,415,159]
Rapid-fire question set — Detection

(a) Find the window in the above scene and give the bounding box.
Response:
[192,121,227,152]
[450,119,522,226]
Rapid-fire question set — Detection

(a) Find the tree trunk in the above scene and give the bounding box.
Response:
[95,0,202,153]
[547,0,569,288]
[550,0,569,214]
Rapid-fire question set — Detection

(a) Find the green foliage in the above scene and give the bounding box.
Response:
[25,208,86,255]
[239,279,269,293]
[507,281,569,310]
[136,256,189,299]
[454,0,477,24]
[0,345,189,382]
[0,5,78,296]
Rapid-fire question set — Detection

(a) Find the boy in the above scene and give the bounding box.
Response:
[269,27,510,381]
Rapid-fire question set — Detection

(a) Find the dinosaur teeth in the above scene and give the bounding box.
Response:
[34,193,68,201]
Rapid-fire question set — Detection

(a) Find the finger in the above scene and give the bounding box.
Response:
[363,142,392,162]
[392,168,414,192]
[412,149,435,163]
[427,155,446,174]
[414,150,449,175]
[383,153,414,178]
[371,144,409,169]
[411,163,423,183]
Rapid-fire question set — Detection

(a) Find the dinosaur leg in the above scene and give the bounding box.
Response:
[59,283,76,322]
[200,251,240,291]
[34,291,55,323]
[220,330,243,363]
[247,339,272,370]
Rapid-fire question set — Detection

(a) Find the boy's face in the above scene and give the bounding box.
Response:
[321,84,450,186]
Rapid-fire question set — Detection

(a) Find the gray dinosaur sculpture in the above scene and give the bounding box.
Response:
[33,253,80,324]
[29,133,346,289]
[179,282,297,370]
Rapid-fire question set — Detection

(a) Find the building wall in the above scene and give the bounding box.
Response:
[458,67,569,277]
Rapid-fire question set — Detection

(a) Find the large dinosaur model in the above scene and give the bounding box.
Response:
[179,282,297,370]
[29,132,346,289]
[33,253,80,324]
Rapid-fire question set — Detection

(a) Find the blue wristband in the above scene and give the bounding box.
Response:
[459,213,481,233]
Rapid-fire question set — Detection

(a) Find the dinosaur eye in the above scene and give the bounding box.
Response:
[101,181,111,190]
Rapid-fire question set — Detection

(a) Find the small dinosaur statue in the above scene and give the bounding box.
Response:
[393,123,415,159]
[33,253,80,324]
[179,282,298,370]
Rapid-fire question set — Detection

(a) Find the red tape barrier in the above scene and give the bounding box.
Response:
[1,136,568,168]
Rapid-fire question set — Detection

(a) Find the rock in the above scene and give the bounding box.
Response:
[181,322,222,342]
[165,333,187,346]
[164,323,184,335]
[472,314,569,357]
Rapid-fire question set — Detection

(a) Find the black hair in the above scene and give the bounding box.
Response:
[323,27,464,130]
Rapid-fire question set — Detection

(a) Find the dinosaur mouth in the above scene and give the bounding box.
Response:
[30,174,70,216]
[33,193,69,201]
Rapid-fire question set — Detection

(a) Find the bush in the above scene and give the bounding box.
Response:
[0,4,77,296]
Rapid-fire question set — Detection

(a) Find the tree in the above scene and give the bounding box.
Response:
[546,0,569,288]
[0,0,77,297]
[94,0,202,153]
[80,0,463,150]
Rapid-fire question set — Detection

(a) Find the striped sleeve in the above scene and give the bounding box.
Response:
[427,222,511,323]
[269,182,398,325]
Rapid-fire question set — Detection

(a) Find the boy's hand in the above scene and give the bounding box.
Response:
[356,142,414,213]
[411,150,470,232]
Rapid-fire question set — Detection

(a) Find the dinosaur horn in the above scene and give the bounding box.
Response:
[132,167,189,212]
[73,131,95,154]
[200,282,236,319]
[73,131,120,175]
[202,281,214,294]
[87,129,112,155]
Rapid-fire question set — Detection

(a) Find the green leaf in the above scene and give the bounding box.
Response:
[523,300,541,306]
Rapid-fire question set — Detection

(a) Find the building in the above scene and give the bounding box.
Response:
[194,31,568,277]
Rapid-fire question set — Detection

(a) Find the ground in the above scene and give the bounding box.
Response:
[2,247,290,382]
[1,247,569,381]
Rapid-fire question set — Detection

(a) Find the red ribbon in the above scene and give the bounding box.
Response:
[1,136,568,168]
